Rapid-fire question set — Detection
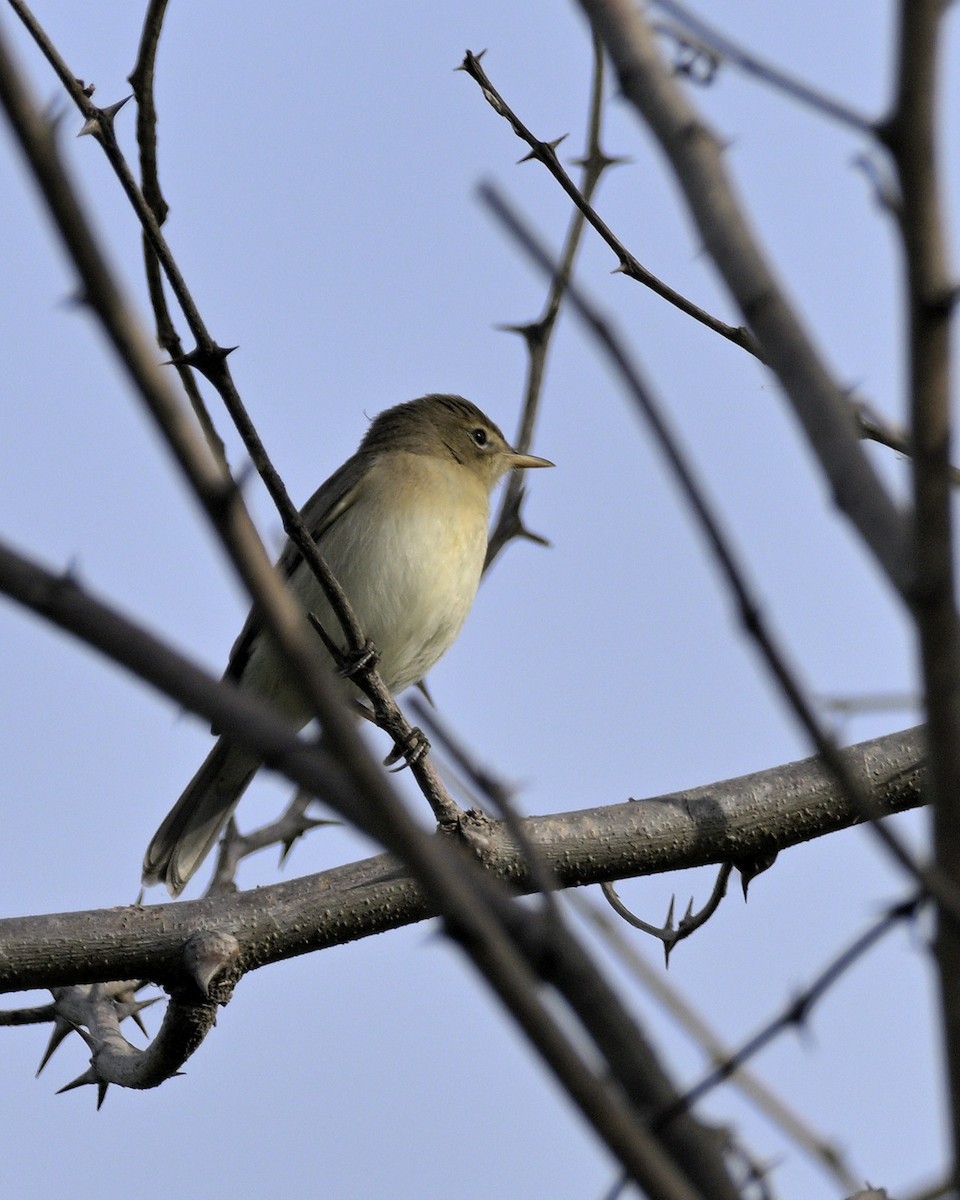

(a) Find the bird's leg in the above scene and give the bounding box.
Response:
[308,613,426,769]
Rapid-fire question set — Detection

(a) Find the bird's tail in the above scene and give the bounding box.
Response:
[142,739,259,896]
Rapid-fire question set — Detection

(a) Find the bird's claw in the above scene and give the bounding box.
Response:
[383,726,430,770]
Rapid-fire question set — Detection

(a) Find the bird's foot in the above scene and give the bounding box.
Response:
[383,726,430,770]
[336,637,380,680]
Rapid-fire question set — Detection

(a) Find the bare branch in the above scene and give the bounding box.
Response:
[8,0,444,801]
[878,0,960,1166]
[460,48,760,360]
[464,34,960,487]
[126,0,226,459]
[0,544,722,1189]
[0,664,926,994]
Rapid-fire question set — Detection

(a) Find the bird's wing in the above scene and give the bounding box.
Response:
[222,454,368,684]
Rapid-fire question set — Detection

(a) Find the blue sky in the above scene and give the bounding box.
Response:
[0,3,955,1197]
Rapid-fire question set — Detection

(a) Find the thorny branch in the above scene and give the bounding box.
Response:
[578,1,913,589]
[462,41,960,480]
[0,4,950,1190]
[601,864,734,965]
[460,47,760,359]
[0,532,926,1108]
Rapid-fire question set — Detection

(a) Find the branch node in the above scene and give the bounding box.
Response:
[517,133,568,166]
[183,930,241,998]
[495,319,548,349]
[169,343,238,384]
[76,94,131,142]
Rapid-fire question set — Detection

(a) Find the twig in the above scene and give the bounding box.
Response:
[463,33,960,484]
[0,530,928,1170]
[0,540,925,987]
[126,0,224,459]
[408,697,560,911]
[574,893,863,1190]
[652,894,923,1128]
[460,47,760,361]
[601,865,733,964]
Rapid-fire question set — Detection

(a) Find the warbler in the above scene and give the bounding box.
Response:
[142,394,553,894]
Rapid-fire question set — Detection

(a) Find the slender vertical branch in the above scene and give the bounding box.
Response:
[879,0,960,1173]
[127,0,225,460]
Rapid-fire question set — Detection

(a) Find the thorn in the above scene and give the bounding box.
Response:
[414,678,435,706]
[76,95,131,142]
[56,1066,100,1095]
[733,848,778,899]
[302,814,341,833]
[786,990,812,1032]
[36,1016,75,1076]
[455,48,487,72]
[278,835,298,867]
[60,286,90,310]
[234,459,257,492]
[100,95,132,123]
[168,344,238,383]
[518,525,551,549]
[123,996,161,1038]
[569,149,632,173]
[851,151,902,216]
[518,134,568,165]
[495,319,547,348]
[71,1023,97,1052]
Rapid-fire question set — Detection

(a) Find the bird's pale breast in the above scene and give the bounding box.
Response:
[241,451,489,715]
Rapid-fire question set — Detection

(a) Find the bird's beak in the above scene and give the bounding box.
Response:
[507,452,554,470]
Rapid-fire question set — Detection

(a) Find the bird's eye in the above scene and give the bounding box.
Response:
[471,427,488,447]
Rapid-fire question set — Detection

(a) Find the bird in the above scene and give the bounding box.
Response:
[142,394,553,895]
